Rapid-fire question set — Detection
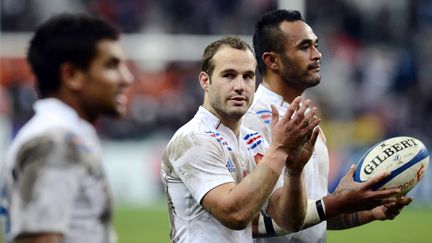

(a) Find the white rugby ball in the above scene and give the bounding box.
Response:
[354,136,429,195]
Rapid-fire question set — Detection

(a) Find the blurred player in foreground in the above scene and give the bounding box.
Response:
[161,36,321,242]
[0,13,133,243]
[243,9,411,243]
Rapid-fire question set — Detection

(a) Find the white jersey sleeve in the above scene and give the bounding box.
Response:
[164,131,235,204]
[9,131,86,236]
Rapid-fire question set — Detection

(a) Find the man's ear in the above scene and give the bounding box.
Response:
[199,71,210,91]
[262,52,279,71]
[59,62,85,91]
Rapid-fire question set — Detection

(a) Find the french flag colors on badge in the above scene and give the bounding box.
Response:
[205,131,233,151]
[243,132,263,151]
[256,110,272,124]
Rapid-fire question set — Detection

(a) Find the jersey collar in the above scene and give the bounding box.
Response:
[195,106,222,129]
[255,84,290,112]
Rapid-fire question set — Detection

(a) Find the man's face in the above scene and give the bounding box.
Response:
[79,40,133,120]
[278,20,322,89]
[203,46,256,122]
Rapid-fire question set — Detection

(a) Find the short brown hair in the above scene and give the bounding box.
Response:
[201,36,254,76]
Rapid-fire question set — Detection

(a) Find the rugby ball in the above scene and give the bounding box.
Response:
[353,136,429,195]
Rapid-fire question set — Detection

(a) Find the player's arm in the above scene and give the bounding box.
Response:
[253,198,325,237]
[251,98,321,237]
[264,171,306,233]
[266,100,320,232]
[202,97,315,230]
[253,132,322,237]
[15,233,63,243]
[201,146,287,229]
[327,196,412,230]
[254,163,407,237]
[303,169,408,230]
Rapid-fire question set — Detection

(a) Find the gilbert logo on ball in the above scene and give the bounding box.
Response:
[354,136,429,195]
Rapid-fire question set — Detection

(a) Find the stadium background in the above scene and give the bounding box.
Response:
[1,0,431,242]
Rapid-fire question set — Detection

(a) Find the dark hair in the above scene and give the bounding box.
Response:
[253,9,304,75]
[27,13,120,97]
[201,36,253,77]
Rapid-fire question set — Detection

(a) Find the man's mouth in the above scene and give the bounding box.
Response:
[229,96,247,105]
[116,94,128,105]
[308,64,320,71]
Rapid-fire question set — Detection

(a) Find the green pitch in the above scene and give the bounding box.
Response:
[327,207,432,243]
[114,205,432,243]
[114,204,170,243]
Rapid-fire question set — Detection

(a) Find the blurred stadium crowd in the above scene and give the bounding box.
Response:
[1,0,276,34]
[1,0,432,200]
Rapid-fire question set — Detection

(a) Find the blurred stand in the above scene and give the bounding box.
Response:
[1,0,431,207]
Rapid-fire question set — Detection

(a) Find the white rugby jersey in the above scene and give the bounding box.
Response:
[243,84,329,243]
[161,106,282,243]
[0,98,115,243]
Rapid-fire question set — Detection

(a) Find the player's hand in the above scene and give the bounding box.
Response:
[282,97,321,173]
[329,164,401,215]
[270,96,320,172]
[285,125,320,175]
[371,196,412,220]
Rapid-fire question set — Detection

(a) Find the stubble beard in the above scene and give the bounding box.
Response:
[283,70,321,90]
[280,55,321,89]
[213,99,247,122]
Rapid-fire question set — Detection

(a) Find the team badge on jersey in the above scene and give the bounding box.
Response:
[205,131,232,151]
[256,110,272,124]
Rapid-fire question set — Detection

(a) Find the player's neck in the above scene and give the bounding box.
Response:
[262,75,305,104]
[220,118,241,137]
[52,92,98,124]
[203,103,241,137]
[214,113,241,137]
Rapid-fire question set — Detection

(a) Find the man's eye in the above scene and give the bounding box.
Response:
[106,59,120,68]
[301,46,309,51]
[223,73,236,78]
[243,74,254,80]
